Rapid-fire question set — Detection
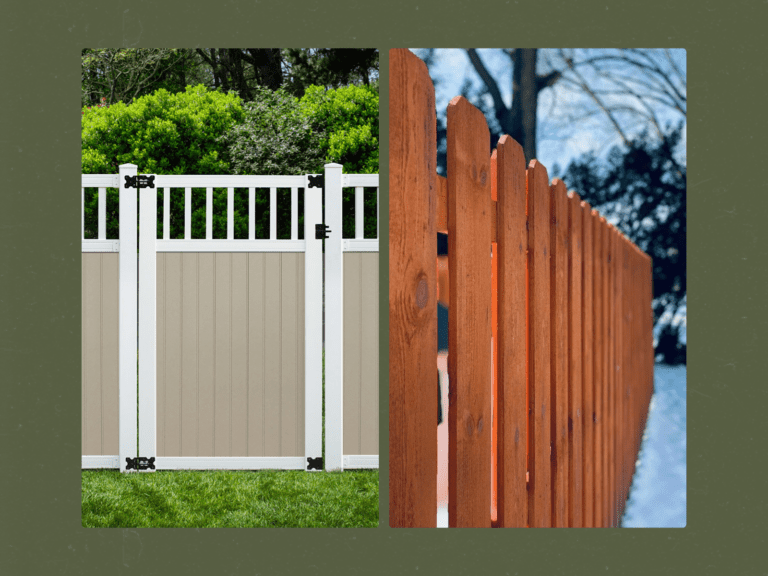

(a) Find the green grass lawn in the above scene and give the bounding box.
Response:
[82,469,379,528]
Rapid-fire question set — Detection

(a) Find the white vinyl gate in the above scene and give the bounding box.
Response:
[81,163,379,472]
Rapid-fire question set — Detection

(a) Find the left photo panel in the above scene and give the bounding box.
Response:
[80,48,380,528]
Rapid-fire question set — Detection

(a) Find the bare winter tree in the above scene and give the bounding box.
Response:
[456,48,686,164]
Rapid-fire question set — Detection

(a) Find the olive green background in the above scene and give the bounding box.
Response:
[1,0,764,573]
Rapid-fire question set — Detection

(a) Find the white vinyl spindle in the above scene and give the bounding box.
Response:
[227,187,234,240]
[270,187,277,240]
[98,187,106,240]
[206,188,213,240]
[163,188,170,240]
[184,188,191,240]
[249,188,255,240]
[355,186,364,239]
[324,163,344,471]
[117,164,138,473]
[291,187,298,240]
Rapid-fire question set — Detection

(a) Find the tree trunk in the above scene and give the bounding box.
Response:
[511,48,538,165]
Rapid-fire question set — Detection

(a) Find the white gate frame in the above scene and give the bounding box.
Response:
[324,165,380,471]
[82,163,378,473]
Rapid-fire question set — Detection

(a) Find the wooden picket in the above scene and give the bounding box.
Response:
[389,48,654,528]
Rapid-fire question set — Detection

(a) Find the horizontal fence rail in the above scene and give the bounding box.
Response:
[389,49,654,528]
[82,164,379,473]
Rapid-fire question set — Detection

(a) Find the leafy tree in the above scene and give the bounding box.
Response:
[562,124,686,364]
[81,49,200,107]
[222,86,324,176]
[299,83,378,174]
[82,85,244,240]
[283,49,379,97]
[300,83,379,238]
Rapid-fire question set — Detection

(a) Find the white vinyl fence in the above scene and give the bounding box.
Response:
[81,163,379,472]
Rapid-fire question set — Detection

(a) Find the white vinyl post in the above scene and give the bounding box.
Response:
[118,164,138,473]
[304,176,324,470]
[324,163,344,471]
[138,174,157,471]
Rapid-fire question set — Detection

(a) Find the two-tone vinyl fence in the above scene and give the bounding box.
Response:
[82,163,379,473]
[389,49,653,527]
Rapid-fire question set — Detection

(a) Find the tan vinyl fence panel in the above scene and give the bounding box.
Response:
[81,253,120,456]
[156,252,305,458]
[343,252,379,456]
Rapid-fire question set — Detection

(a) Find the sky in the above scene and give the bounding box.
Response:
[410,48,687,176]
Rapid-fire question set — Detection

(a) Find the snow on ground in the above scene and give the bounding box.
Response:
[621,363,687,527]
[435,358,686,528]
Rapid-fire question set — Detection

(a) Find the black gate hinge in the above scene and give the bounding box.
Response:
[307,456,323,471]
[124,174,155,189]
[126,456,156,471]
[315,224,331,239]
[307,174,324,189]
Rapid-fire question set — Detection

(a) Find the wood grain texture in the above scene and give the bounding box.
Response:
[388,49,438,527]
[567,191,583,527]
[593,212,604,526]
[550,179,569,527]
[527,160,551,527]
[447,95,492,528]
[495,136,528,527]
[581,201,594,527]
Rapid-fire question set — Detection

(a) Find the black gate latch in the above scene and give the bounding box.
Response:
[315,224,331,239]
[124,174,156,189]
[126,456,156,471]
[307,457,323,471]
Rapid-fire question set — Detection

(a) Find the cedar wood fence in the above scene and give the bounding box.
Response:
[389,49,654,527]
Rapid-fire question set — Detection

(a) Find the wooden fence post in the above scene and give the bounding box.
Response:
[388,49,438,527]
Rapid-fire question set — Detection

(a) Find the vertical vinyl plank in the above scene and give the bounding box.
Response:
[181,253,199,456]
[101,254,120,455]
[165,253,183,457]
[343,253,363,455]
[231,253,249,457]
[214,253,232,456]
[361,253,379,455]
[83,255,102,455]
[248,254,266,456]
[197,253,215,456]
[264,253,282,455]
[280,253,300,456]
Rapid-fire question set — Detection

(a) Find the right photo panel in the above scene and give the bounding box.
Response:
[389,48,686,528]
